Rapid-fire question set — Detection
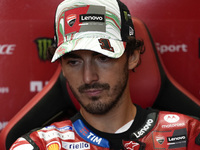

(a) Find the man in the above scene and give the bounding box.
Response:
[10,0,200,149]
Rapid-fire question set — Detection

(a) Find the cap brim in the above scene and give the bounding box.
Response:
[51,38,126,62]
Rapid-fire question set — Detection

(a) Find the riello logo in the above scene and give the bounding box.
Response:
[62,141,90,150]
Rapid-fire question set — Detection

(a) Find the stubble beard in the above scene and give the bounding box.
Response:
[68,64,129,115]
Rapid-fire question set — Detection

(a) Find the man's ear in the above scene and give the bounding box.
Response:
[60,59,66,78]
[128,50,140,70]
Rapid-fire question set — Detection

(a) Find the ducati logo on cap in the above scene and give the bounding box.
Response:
[67,14,77,27]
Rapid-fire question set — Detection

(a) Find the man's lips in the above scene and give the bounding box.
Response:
[78,83,110,97]
[82,89,103,97]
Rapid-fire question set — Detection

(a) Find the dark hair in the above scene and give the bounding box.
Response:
[125,36,145,71]
[47,43,57,61]
[47,37,145,72]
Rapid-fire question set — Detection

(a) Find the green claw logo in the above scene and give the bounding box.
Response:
[35,38,53,61]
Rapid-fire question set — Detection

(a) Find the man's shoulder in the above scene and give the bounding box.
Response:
[34,119,74,139]
[10,119,75,150]
[158,110,200,122]
[40,119,73,131]
[155,110,200,131]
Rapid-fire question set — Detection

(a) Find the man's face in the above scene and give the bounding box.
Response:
[61,50,129,115]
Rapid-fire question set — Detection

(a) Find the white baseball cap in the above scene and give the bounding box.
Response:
[51,0,135,62]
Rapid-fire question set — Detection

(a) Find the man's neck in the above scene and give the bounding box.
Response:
[80,98,136,133]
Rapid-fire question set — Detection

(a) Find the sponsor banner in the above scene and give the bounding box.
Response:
[73,119,109,148]
[62,141,90,150]
[167,135,187,148]
[0,87,9,94]
[34,38,53,61]
[30,81,49,92]
[161,114,186,129]
[43,125,73,132]
[152,128,187,149]
[131,112,157,139]
[132,119,154,138]
[0,44,16,55]
[156,43,188,54]
[38,130,75,141]
[0,121,8,130]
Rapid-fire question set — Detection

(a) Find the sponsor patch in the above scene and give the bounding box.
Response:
[57,5,106,45]
[152,129,187,149]
[73,119,109,148]
[164,114,180,123]
[47,141,61,150]
[80,14,104,22]
[167,135,187,149]
[38,130,75,141]
[156,136,165,145]
[131,112,157,139]
[43,125,73,132]
[123,141,140,150]
[161,114,186,129]
[162,123,185,129]
[67,14,77,27]
[133,119,154,138]
[62,141,90,150]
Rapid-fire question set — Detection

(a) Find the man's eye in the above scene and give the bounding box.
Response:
[67,60,79,65]
[98,55,110,62]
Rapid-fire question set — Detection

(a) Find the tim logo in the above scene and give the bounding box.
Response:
[67,14,77,27]
[35,38,53,61]
[80,127,89,136]
[164,114,180,123]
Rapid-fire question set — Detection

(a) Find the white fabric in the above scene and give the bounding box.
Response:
[115,120,134,133]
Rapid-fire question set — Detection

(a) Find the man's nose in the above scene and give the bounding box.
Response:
[83,62,99,84]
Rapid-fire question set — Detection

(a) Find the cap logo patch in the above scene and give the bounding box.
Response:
[67,14,77,27]
[98,38,114,52]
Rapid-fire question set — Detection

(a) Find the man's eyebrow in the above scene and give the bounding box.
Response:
[62,53,81,59]
[92,52,101,56]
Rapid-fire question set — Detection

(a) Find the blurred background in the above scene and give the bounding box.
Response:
[0,0,199,131]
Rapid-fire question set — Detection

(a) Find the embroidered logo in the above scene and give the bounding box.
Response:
[156,136,165,145]
[47,142,61,150]
[67,14,77,27]
[123,141,140,150]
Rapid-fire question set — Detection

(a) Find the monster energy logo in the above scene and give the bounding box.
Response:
[35,38,53,61]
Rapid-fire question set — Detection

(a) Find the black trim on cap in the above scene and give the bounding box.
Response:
[117,0,135,42]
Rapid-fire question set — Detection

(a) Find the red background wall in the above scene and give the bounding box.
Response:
[0,0,199,131]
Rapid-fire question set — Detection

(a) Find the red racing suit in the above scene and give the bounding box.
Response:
[10,105,200,150]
